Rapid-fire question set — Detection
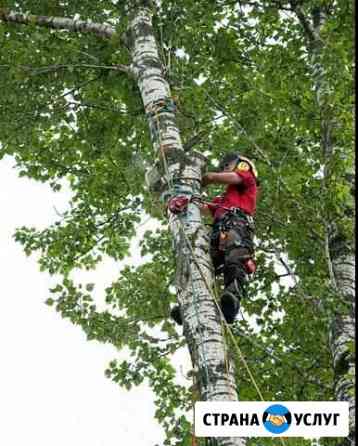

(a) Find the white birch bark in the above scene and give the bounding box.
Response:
[1,4,247,444]
[128,4,246,446]
[294,6,355,444]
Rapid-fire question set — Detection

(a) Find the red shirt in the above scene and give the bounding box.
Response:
[208,170,257,220]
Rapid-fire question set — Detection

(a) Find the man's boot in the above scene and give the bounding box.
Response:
[220,278,243,324]
[170,305,183,325]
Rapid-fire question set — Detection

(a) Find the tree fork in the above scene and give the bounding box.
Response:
[128,4,246,446]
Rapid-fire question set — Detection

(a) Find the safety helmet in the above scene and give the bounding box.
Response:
[219,152,258,178]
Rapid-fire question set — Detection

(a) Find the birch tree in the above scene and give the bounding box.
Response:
[0,1,354,445]
[1,3,244,446]
[226,2,355,443]
[290,5,355,443]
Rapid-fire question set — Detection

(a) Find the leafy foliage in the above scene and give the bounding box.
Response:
[0,0,353,445]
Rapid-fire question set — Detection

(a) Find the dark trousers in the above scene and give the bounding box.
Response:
[209,210,255,296]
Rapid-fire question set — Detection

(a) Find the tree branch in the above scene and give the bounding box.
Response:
[289,2,317,45]
[0,9,115,39]
[1,62,133,77]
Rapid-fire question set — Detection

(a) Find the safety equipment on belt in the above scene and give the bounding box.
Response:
[244,258,256,274]
[210,210,256,302]
[168,195,190,214]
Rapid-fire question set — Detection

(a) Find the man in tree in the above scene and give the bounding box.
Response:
[171,152,258,325]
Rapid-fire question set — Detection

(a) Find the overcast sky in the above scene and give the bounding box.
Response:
[0,157,180,446]
[0,155,300,446]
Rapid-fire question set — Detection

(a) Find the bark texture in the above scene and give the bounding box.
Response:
[1,5,247,444]
[0,8,115,38]
[295,5,355,444]
[128,4,246,446]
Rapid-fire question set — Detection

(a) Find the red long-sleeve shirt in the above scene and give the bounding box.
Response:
[208,170,257,220]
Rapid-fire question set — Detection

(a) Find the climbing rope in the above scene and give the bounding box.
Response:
[177,221,265,401]
[150,97,214,397]
[149,98,222,446]
[149,97,285,446]
[187,223,212,394]
[175,188,287,446]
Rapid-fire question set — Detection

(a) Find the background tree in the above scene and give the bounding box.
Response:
[0,1,354,445]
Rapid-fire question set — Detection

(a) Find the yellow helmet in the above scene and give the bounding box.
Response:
[237,155,258,179]
[219,152,258,178]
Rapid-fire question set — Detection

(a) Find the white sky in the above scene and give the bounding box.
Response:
[0,157,171,446]
[0,155,298,446]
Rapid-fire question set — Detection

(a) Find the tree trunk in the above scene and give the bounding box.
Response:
[128,4,246,446]
[328,229,355,446]
[296,6,356,444]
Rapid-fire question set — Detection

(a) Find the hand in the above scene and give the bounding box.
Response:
[193,200,210,215]
[201,173,212,187]
[198,203,209,212]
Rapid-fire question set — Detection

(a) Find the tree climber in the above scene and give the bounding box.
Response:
[171,152,258,325]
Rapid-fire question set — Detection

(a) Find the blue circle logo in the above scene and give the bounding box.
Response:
[263,404,292,434]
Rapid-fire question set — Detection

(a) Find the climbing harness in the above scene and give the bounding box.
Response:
[210,208,257,286]
[167,195,257,282]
